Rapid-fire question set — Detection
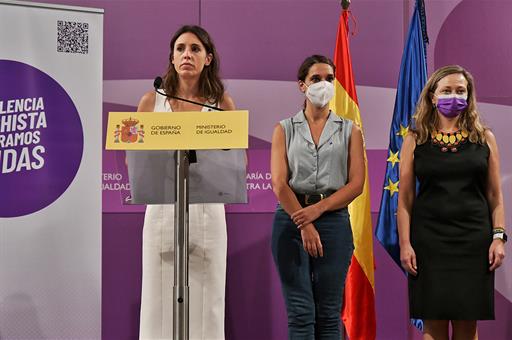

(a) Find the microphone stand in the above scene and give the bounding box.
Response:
[155,88,223,112]
[153,76,223,112]
[153,77,221,340]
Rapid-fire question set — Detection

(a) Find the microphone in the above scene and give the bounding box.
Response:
[152,77,232,162]
[153,76,223,112]
[153,76,213,164]
[153,76,163,90]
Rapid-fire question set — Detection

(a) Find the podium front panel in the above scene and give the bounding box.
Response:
[126,149,247,204]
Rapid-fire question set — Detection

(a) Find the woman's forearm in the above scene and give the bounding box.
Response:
[488,192,506,229]
[315,180,364,213]
[397,208,412,246]
[272,182,305,217]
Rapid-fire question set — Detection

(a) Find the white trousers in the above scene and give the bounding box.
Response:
[139,204,227,340]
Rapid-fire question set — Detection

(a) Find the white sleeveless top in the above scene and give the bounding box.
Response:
[139,92,227,340]
[155,91,216,113]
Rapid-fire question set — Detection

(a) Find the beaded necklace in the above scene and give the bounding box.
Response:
[430,129,469,153]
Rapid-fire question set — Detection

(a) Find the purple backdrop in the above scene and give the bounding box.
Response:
[30,0,512,339]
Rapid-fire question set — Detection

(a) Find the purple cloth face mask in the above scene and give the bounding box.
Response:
[436,94,468,118]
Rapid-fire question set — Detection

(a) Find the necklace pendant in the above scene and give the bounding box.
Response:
[431,129,468,153]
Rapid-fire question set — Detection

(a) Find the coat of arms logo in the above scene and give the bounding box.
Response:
[114,117,145,143]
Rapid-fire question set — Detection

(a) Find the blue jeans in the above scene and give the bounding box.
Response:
[271,206,354,340]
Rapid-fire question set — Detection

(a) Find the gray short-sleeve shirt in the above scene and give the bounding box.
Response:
[280,110,353,195]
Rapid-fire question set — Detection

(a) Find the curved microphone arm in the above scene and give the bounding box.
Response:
[153,77,223,112]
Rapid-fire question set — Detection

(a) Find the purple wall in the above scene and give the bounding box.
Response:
[102,213,143,340]
[31,0,512,339]
[433,0,512,106]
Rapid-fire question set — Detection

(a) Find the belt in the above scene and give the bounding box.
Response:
[296,193,330,206]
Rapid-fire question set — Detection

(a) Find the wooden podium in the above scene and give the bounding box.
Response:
[106,110,248,340]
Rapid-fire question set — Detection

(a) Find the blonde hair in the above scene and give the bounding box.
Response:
[412,65,487,144]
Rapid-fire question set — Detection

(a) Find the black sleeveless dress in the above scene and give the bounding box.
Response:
[408,138,494,320]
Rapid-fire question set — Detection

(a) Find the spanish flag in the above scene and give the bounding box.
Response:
[332,9,377,340]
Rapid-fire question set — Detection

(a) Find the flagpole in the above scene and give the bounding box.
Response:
[340,3,349,339]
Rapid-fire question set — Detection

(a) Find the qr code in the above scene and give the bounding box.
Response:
[57,20,89,54]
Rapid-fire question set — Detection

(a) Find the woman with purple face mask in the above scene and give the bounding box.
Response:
[397,65,506,340]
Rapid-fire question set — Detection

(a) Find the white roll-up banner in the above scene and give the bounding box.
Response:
[0,1,103,338]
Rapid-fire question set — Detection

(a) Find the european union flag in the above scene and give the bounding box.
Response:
[375,0,428,265]
[374,0,429,329]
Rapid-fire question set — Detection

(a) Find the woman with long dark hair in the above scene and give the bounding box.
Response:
[136,25,235,340]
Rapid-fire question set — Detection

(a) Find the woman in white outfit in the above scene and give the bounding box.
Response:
[136,25,235,340]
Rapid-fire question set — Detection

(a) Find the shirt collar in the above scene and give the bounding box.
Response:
[292,110,343,124]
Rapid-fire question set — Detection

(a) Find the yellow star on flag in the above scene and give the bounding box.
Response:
[384,178,399,196]
[387,150,400,168]
[396,124,409,138]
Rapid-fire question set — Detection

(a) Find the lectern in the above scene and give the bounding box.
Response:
[106,109,248,340]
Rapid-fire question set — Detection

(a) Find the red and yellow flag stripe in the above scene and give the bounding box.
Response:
[332,10,376,340]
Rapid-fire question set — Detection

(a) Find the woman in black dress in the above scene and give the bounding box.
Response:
[397,65,506,340]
